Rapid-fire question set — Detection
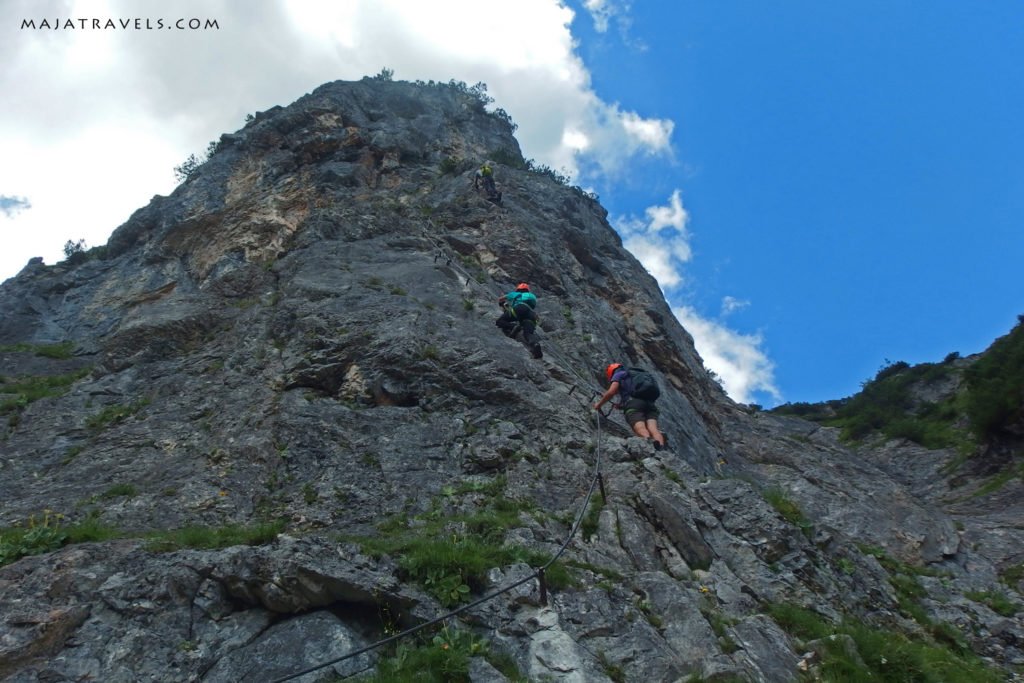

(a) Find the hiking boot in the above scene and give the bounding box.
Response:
[531,344,543,359]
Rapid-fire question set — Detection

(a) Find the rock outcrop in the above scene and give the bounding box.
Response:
[1,78,1021,681]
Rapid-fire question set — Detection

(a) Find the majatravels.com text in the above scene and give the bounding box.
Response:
[21,18,219,30]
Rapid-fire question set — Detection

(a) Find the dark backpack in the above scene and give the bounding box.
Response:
[628,368,660,400]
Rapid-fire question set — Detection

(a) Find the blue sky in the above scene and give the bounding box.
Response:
[3,0,1022,407]
[565,0,1024,405]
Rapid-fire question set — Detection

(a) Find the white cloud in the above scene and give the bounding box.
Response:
[620,110,673,150]
[614,189,691,286]
[673,305,782,406]
[582,0,636,39]
[721,296,750,316]
[645,188,689,234]
[614,191,780,405]
[0,0,673,281]
[622,236,683,288]
[583,0,614,33]
[0,196,32,218]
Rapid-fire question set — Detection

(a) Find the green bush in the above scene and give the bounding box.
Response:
[963,315,1024,439]
[439,157,459,174]
[63,239,89,265]
[771,359,970,451]
[0,512,68,567]
[486,148,527,170]
[173,153,202,183]
[772,317,1024,452]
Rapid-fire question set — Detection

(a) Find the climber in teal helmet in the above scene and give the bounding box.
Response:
[496,282,542,359]
[594,363,666,451]
[474,160,502,204]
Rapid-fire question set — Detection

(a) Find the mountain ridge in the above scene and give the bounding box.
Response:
[1,77,1021,682]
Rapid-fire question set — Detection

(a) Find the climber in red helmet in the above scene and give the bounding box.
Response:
[495,282,542,359]
[595,363,666,451]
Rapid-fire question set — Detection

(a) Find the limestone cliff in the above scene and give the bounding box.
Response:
[0,78,1021,682]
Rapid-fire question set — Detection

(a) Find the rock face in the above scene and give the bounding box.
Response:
[1,78,1022,681]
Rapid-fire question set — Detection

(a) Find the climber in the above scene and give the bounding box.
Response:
[474,161,502,205]
[496,282,542,359]
[594,364,666,451]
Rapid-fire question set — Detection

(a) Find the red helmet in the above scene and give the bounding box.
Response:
[515,283,530,292]
[605,363,621,381]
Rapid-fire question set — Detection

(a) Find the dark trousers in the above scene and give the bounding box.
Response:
[481,177,498,198]
[496,304,539,346]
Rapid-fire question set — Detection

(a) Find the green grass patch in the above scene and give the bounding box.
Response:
[62,515,121,544]
[0,341,76,359]
[2,513,284,566]
[564,559,623,582]
[765,602,1002,682]
[1001,561,1024,594]
[0,367,91,415]
[856,544,949,578]
[964,589,1019,617]
[763,602,833,641]
[443,475,508,498]
[417,345,440,361]
[85,399,150,433]
[102,483,138,499]
[356,625,491,682]
[855,545,967,649]
[580,493,604,541]
[970,460,1024,499]
[0,511,122,567]
[762,487,813,537]
[347,480,568,606]
[597,650,627,683]
[144,520,285,552]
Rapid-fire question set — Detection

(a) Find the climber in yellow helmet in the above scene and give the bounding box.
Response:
[474,160,502,204]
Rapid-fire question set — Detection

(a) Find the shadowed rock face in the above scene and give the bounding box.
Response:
[1,78,1021,681]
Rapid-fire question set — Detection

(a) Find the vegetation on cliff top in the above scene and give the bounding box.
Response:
[771,315,1024,454]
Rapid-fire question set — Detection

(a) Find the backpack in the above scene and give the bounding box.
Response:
[508,291,537,309]
[628,368,660,400]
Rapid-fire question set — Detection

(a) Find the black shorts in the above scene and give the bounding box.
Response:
[623,397,658,425]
